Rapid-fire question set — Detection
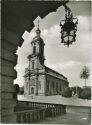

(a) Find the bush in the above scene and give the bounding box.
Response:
[13,84,20,100]
[77,87,83,98]
[79,88,91,100]
[62,87,72,98]
[14,84,20,93]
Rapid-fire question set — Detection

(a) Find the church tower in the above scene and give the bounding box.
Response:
[29,25,45,66]
[24,22,45,96]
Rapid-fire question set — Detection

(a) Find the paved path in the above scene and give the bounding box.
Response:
[18,95,91,107]
[35,112,91,125]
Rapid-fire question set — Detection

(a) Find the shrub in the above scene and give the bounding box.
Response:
[79,88,91,100]
[62,87,72,98]
[77,87,83,98]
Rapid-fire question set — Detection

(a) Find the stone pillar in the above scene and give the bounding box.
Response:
[1,29,22,123]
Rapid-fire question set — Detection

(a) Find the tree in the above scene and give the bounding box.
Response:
[70,86,83,97]
[77,87,83,98]
[80,87,91,100]
[71,87,76,95]
[80,66,90,87]
[13,84,20,100]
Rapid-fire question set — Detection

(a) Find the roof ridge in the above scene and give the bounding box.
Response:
[45,66,67,80]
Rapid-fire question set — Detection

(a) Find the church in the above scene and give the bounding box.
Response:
[24,25,69,96]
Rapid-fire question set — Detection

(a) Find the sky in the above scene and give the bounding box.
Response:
[14,1,91,87]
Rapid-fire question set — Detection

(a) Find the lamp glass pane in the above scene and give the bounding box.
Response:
[63,31,67,37]
[64,36,68,43]
[69,36,73,42]
[70,30,74,35]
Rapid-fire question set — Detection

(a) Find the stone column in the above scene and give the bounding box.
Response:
[1,29,22,123]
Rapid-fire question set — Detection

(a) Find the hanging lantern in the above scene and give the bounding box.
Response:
[60,4,78,47]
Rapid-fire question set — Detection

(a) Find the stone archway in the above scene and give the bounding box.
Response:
[1,1,69,123]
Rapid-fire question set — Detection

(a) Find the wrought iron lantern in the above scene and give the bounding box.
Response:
[60,4,78,47]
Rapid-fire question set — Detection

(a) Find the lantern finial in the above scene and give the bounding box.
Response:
[60,4,78,47]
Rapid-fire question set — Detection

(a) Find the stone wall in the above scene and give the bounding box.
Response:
[1,30,20,123]
[45,74,68,96]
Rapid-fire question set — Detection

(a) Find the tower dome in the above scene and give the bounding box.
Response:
[31,21,44,45]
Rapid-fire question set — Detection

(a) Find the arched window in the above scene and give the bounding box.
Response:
[32,61,34,69]
[33,45,36,54]
[47,80,49,91]
[56,82,58,93]
[31,87,34,94]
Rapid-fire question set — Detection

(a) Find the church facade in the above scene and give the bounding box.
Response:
[24,27,69,96]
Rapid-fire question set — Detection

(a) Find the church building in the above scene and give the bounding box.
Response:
[24,25,69,96]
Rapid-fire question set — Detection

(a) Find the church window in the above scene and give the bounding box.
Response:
[52,81,54,89]
[56,82,58,93]
[31,79,35,86]
[47,80,49,91]
[32,61,34,69]
[38,81,41,90]
[33,45,36,54]
[31,87,34,94]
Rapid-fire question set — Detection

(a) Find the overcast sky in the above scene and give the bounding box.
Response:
[14,1,91,87]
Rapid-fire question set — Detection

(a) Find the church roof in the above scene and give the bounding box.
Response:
[45,66,68,82]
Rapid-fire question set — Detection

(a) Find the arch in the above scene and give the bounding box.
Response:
[1,1,69,123]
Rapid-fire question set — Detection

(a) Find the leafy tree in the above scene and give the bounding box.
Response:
[71,87,76,95]
[70,86,83,97]
[13,84,20,100]
[80,87,91,100]
[80,66,90,87]
[77,87,83,98]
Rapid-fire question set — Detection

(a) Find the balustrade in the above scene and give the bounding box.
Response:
[15,108,46,123]
[15,101,66,123]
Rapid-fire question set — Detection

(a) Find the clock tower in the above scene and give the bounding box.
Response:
[24,23,45,95]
